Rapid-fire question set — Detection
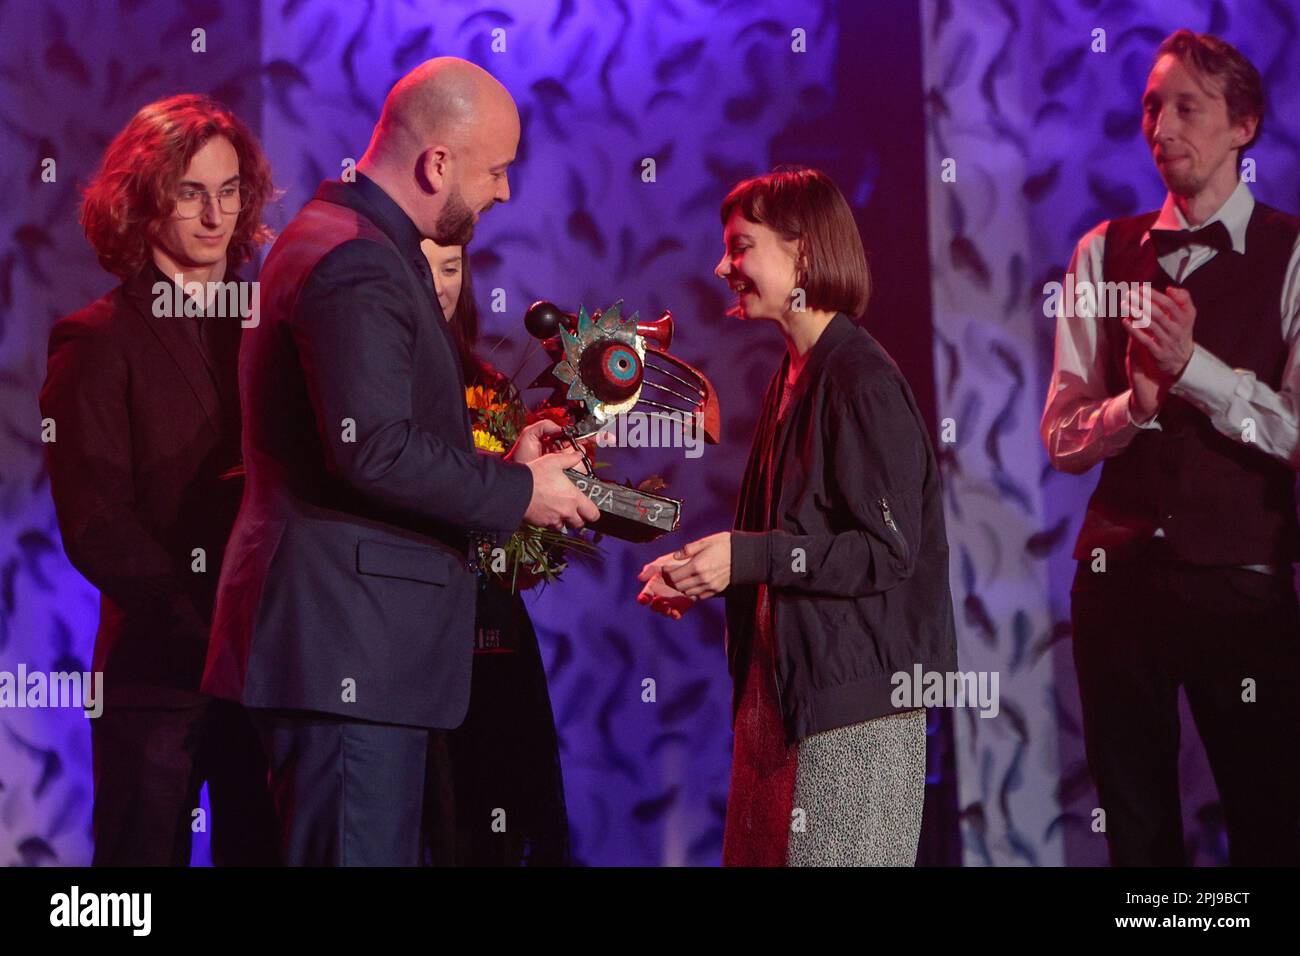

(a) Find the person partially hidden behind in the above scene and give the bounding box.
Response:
[40,94,279,865]
[1042,30,1300,865]
[418,237,572,866]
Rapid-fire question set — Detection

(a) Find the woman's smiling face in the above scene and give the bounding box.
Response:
[714,209,802,322]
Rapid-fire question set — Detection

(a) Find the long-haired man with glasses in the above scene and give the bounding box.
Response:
[39,93,279,865]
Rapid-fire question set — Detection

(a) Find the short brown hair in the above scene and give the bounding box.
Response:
[81,94,275,278]
[719,165,870,317]
[1154,29,1264,150]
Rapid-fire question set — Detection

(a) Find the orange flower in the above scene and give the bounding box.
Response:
[466,385,508,414]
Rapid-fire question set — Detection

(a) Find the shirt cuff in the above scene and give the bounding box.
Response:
[730,531,771,587]
[1106,389,1161,433]
[1169,344,1236,415]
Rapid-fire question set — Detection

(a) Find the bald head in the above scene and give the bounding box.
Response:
[359,57,520,243]
[370,58,515,159]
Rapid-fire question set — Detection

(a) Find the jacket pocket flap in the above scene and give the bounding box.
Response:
[356,539,450,585]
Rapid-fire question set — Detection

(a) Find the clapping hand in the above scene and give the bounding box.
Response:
[1123,285,1196,422]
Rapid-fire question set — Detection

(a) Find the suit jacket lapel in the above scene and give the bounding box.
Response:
[314,181,475,445]
[124,268,222,436]
[392,246,473,443]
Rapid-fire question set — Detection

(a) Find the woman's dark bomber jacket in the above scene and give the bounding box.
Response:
[727,312,959,743]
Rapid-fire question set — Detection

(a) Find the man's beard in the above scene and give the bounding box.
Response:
[433,190,475,246]
[1153,148,1210,198]
[1161,166,1204,197]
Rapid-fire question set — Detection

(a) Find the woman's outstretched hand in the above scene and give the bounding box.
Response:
[637,531,732,605]
[636,570,695,620]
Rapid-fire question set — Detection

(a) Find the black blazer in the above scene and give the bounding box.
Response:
[40,266,244,706]
[727,313,958,741]
[202,179,533,729]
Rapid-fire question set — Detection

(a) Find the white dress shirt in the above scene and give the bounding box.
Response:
[1040,180,1300,470]
[1041,181,1300,562]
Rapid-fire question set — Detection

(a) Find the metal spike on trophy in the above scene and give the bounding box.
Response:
[523,300,721,542]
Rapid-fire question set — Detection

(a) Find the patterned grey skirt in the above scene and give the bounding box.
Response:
[785,708,928,867]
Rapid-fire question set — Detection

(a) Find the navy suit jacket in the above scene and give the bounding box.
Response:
[202,177,532,728]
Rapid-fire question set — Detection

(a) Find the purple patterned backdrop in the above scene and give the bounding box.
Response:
[3,0,1294,867]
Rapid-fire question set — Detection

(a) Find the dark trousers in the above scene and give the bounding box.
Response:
[431,586,571,867]
[1071,549,1300,865]
[250,709,433,866]
[91,696,279,866]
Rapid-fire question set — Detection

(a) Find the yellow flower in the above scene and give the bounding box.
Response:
[472,428,505,453]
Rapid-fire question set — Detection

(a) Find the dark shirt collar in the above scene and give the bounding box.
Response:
[123,259,240,306]
[145,261,189,302]
[343,172,426,260]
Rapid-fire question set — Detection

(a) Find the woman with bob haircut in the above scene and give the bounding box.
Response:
[638,166,957,866]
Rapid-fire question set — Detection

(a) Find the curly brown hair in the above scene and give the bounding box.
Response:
[80,93,275,278]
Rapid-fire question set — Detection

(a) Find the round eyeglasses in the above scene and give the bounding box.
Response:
[173,185,244,219]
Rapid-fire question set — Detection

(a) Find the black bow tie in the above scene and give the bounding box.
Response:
[1149,219,1234,257]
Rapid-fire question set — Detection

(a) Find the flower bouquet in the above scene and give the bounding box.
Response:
[466,369,603,592]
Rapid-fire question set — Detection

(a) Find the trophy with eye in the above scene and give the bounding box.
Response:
[523,300,721,542]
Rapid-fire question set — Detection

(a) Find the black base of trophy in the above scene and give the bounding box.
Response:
[564,469,681,542]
